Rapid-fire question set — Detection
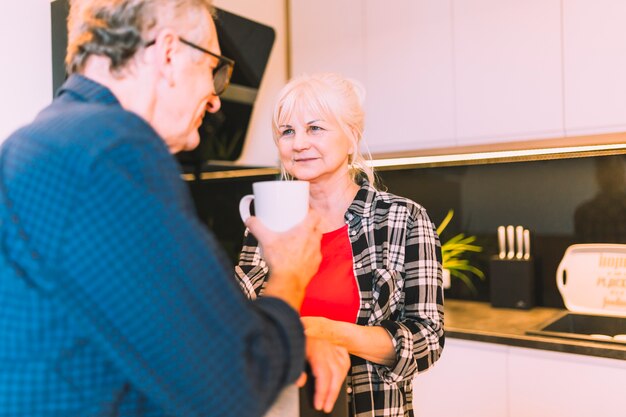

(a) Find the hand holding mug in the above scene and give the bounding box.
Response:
[239,181,321,311]
[239,180,309,232]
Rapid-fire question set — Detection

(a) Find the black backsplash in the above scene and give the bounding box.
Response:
[185,153,626,308]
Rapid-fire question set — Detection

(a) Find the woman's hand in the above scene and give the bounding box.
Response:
[301,316,336,343]
[302,316,397,367]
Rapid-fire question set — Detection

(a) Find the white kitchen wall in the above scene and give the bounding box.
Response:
[0,1,53,144]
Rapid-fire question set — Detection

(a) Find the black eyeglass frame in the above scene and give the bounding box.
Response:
[144,37,235,96]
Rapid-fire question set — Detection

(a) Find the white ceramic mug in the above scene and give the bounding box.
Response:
[239,180,309,232]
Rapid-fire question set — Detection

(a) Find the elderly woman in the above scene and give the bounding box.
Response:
[235,73,444,417]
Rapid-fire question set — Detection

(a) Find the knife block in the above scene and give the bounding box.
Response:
[489,257,535,310]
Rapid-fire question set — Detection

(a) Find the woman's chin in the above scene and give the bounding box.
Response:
[287,170,318,182]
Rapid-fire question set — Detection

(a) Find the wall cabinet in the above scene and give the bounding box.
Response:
[290,1,626,155]
[412,339,626,417]
[363,0,455,153]
[562,0,626,136]
[289,0,365,81]
[289,0,455,154]
[453,0,563,145]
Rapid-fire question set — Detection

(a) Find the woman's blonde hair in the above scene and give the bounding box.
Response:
[272,72,376,187]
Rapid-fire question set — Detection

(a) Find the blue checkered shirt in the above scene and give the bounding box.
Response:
[0,75,304,417]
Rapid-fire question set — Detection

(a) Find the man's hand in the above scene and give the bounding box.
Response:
[303,337,351,413]
[246,210,322,311]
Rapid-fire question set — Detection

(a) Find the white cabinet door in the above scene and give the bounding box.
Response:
[412,339,508,417]
[289,0,365,82]
[508,346,626,417]
[563,0,626,136]
[453,0,564,145]
[363,0,455,154]
[290,0,455,155]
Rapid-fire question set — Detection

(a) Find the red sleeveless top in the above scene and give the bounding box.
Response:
[300,225,360,323]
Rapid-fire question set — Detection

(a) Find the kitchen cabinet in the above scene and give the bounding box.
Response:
[289,1,626,155]
[453,0,563,146]
[290,0,564,154]
[289,0,454,154]
[562,0,626,136]
[363,0,455,154]
[289,0,366,82]
[412,339,508,417]
[412,338,626,417]
[508,346,626,417]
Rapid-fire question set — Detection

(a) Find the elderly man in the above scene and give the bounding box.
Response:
[0,1,349,416]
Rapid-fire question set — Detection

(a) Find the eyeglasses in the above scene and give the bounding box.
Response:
[144,37,235,96]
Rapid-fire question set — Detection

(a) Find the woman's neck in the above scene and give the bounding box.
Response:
[309,174,360,233]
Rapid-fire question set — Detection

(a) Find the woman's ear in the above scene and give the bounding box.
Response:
[348,133,358,157]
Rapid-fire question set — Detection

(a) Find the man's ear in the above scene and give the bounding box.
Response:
[150,29,179,87]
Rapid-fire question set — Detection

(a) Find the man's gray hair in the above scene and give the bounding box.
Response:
[66,0,215,74]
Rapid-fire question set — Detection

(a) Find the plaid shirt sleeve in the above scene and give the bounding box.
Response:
[375,203,444,383]
[234,229,270,299]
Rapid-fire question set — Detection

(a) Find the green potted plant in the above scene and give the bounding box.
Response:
[437,209,485,295]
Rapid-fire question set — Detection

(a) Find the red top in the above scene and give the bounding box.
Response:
[300,224,360,323]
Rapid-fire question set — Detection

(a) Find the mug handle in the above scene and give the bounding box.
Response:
[239,194,254,223]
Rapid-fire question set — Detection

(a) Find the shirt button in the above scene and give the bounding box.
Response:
[346,387,353,394]
[351,230,357,236]
[356,262,362,268]
[347,213,354,220]
[364,303,371,309]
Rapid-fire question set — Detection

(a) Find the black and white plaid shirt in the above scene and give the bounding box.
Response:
[235,180,445,417]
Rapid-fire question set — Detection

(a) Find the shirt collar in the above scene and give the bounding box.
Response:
[55,74,121,106]
[346,177,378,219]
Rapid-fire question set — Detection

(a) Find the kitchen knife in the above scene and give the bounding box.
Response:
[515,225,524,259]
[506,225,515,259]
[497,226,506,259]
[523,229,530,260]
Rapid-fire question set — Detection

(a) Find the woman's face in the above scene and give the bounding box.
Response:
[276,110,355,183]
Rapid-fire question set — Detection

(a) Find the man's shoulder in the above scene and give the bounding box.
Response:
[5,98,159,164]
[42,98,153,147]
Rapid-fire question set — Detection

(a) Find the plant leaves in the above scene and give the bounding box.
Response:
[438,209,485,292]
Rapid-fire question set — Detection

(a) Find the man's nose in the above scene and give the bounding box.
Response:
[206,95,221,113]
